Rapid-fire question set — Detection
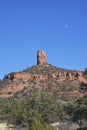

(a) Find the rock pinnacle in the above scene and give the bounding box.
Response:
[37,50,47,65]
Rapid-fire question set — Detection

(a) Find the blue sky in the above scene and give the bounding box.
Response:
[0,0,87,79]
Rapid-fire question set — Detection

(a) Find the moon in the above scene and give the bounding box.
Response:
[64,24,69,28]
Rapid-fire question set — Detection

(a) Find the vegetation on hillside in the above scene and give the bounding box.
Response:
[0,66,87,129]
[23,64,73,75]
[65,97,87,130]
[0,93,65,130]
[0,88,87,130]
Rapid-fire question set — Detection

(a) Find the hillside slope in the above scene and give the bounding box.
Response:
[0,50,87,100]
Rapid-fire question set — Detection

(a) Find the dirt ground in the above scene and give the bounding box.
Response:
[0,122,79,130]
[51,122,79,130]
[0,123,25,130]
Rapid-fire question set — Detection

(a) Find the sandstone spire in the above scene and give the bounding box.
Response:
[37,50,47,65]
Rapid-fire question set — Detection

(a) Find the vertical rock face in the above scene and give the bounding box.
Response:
[37,50,47,65]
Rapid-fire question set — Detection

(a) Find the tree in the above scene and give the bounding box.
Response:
[65,98,87,130]
[2,96,55,130]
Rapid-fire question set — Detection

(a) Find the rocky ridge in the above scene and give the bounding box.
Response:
[0,50,87,99]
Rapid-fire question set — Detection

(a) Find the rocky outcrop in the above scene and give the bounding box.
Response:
[1,66,87,99]
[0,50,87,99]
[37,50,46,65]
[6,71,84,82]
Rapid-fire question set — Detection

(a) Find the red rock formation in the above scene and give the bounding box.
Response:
[0,50,87,99]
[37,50,46,65]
